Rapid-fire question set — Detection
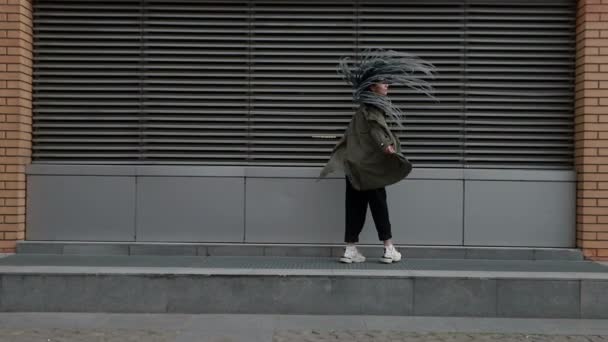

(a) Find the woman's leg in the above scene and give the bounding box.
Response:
[369,187,402,263]
[345,177,369,243]
[368,187,393,242]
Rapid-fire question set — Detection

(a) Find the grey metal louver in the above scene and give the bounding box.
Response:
[464,0,575,168]
[33,0,142,162]
[33,0,575,168]
[142,1,250,165]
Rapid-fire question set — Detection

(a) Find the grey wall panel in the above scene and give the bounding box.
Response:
[357,180,464,245]
[464,181,576,247]
[245,178,463,245]
[245,178,345,244]
[26,176,136,241]
[24,167,575,248]
[136,177,244,242]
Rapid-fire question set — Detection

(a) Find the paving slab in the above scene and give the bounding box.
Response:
[0,313,607,342]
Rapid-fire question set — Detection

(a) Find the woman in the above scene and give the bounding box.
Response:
[319,49,436,264]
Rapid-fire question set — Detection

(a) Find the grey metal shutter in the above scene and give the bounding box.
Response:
[359,0,465,167]
[464,0,575,169]
[32,0,575,169]
[33,0,142,162]
[142,0,250,165]
[248,0,357,165]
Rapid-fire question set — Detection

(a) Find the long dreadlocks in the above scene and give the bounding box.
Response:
[337,49,437,125]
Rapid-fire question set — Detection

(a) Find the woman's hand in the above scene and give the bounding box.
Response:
[383,145,396,154]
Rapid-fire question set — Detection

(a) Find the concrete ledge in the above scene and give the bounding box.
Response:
[0,268,606,317]
[16,242,585,261]
[26,165,575,181]
[0,254,606,317]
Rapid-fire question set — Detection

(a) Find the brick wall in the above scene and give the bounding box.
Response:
[576,0,608,261]
[0,0,32,253]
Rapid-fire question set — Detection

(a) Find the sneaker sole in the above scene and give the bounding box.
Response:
[340,257,365,264]
[339,257,353,264]
[380,257,401,264]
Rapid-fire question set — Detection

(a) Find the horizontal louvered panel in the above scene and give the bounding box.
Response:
[357,0,464,166]
[33,0,141,162]
[464,0,574,168]
[248,1,357,165]
[33,0,574,168]
[142,1,249,163]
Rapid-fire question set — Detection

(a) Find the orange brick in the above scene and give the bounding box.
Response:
[575,147,599,156]
[586,123,608,131]
[584,80,600,89]
[579,223,608,231]
[5,198,25,206]
[580,206,608,215]
[4,215,24,224]
[0,5,20,13]
[579,240,608,248]
[579,215,598,223]
[0,223,19,232]
[0,189,25,198]
[599,199,608,206]
[4,231,24,240]
[580,173,608,181]
[578,181,598,190]
[5,148,31,157]
[0,156,31,165]
[4,181,25,190]
[581,232,598,240]
[0,173,25,182]
[0,139,32,149]
[583,248,598,258]
[580,98,599,107]
[578,64,600,74]
[5,165,27,173]
[578,198,598,206]
[587,22,608,30]
[0,240,16,249]
[575,164,598,173]
[598,249,608,256]
[579,156,608,164]
[3,232,17,240]
[581,190,608,198]
[587,38,608,47]
[0,207,20,215]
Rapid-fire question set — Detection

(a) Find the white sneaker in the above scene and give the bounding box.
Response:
[339,246,366,264]
[380,245,402,264]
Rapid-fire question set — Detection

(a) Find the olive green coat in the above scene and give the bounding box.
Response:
[319,103,412,190]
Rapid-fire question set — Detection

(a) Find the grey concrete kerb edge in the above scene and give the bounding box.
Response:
[1,266,608,280]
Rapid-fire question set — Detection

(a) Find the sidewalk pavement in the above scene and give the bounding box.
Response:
[0,313,607,342]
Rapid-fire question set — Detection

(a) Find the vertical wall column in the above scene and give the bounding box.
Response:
[575,0,608,261]
[0,0,33,253]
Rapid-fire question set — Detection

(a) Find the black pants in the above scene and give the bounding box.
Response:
[344,177,392,243]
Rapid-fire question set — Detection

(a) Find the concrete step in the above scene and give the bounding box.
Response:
[16,241,584,261]
[0,254,606,318]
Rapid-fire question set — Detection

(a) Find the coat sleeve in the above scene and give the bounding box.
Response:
[363,107,393,149]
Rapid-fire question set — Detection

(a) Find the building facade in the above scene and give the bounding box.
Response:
[0,0,607,260]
